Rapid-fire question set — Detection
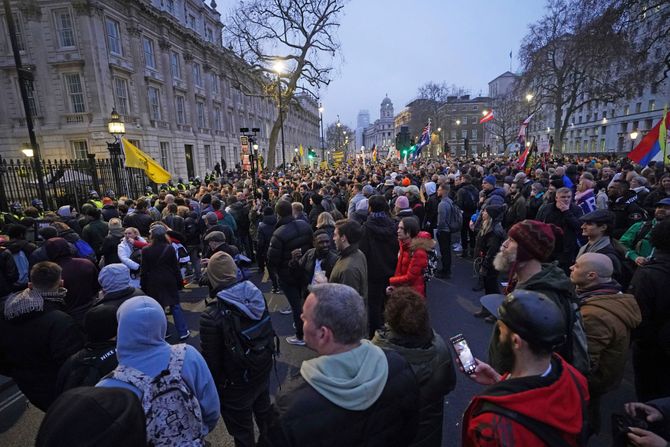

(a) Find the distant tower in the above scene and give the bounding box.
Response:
[380,95,394,119]
[357,110,370,129]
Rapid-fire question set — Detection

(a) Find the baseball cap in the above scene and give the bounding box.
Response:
[656,198,670,207]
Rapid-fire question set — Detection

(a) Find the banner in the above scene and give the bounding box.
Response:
[121,138,171,184]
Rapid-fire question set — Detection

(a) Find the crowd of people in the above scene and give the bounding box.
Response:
[0,152,669,446]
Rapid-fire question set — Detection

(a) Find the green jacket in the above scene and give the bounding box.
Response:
[619,219,656,261]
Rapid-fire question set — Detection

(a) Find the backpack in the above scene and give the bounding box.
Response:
[109,344,207,446]
[12,250,29,286]
[565,301,591,377]
[73,239,96,261]
[460,186,478,213]
[217,300,279,385]
[447,200,464,233]
[60,347,117,392]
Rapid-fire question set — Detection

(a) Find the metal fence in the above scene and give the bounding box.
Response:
[0,156,155,212]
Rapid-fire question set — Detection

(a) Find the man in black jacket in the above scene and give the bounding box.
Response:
[536,187,583,274]
[289,229,338,292]
[261,283,420,447]
[455,174,480,258]
[267,200,313,346]
[359,195,399,337]
[122,198,154,237]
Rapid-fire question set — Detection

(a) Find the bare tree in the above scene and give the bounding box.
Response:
[519,0,638,154]
[325,121,353,151]
[485,93,524,155]
[224,0,345,167]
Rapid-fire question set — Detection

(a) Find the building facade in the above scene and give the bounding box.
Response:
[354,109,369,153]
[363,96,395,158]
[438,95,492,157]
[0,0,318,178]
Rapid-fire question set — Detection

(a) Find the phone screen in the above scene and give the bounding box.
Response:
[450,334,477,375]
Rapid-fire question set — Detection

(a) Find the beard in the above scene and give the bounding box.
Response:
[497,329,516,373]
[493,249,516,272]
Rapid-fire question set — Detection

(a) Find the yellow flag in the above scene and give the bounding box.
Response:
[299,144,304,158]
[121,138,172,184]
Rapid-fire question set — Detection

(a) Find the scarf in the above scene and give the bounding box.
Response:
[3,287,67,320]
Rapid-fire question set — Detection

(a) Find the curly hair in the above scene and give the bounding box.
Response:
[384,287,431,338]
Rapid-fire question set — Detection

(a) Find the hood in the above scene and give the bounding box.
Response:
[300,340,388,411]
[488,187,506,199]
[261,215,277,226]
[99,264,131,293]
[58,228,80,243]
[372,329,443,384]
[3,238,31,254]
[424,181,436,197]
[364,215,396,239]
[410,231,436,252]
[45,237,74,261]
[582,293,642,329]
[115,296,168,364]
[57,205,72,217]
[216,280,266,320]
[470,356,585,439]
[519,262,574,296]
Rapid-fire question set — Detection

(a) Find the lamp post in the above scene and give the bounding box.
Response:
[273,60,286,169]
[456,119,461,157]
[336,115,341,153]
[630,130,639,152]
[319,103,325,162]
[525,93,534,142]
[107,108,126,195]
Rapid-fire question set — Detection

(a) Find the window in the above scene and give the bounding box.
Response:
[192,63,202,87]
[169,52,181,79]
[461,129,467,139]
[12,13,25,51]
[188,14,196,29]
[147,87,161,120]
[649,100,656,112]
[651,83,658,94]
[163,0,174,14]
[472,129,477,139]
[635,102,642,113]
[213,106,221,130]
[175,95,185,124]
[211,73,218,93]
[24,79,38,116]
[205,27,213,42]
[204,145,212,167]
[113,77,129,115]
[624,105,630,115]
[143,37,156,69]
[53,9,75,48]
[160,142,171,169]
[197,101,206,128]
[64,73,85,113]
[71,140,88,159]
[106,18,122,55]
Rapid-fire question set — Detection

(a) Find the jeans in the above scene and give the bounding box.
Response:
[437,230,452,275]
[171,303,189,337]
[279,279,303,339]
[221,380,271,447]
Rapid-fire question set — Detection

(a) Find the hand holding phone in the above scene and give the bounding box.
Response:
[450,334,477,375]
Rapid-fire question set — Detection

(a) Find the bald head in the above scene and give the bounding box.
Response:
[570,252,613,288]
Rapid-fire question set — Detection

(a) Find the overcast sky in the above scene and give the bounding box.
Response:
[220,0,547,128]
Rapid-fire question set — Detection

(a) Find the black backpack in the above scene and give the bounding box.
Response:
[59,347,117,392]
[460,186,478,213]
[217,301,279,385]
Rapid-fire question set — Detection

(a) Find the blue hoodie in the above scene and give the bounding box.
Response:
[216,280,266,320]
[97,296,220,432]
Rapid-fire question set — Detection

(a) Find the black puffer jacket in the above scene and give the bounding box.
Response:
[256,214,278,258]
[372,329,457,447]
[359,214,399,283]
[0,248,18,297]
[262,349,420,447]
[267,216,313,284]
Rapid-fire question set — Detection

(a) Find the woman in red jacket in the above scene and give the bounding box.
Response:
[387,217,435,297]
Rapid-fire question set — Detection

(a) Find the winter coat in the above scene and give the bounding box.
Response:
[610,192,648,239]
[630,252,670,349]
[140,241,182,307]
[101,204,119,222]
[162,213,185,235]
[0,292,84,411]
[308,203,325,230]
[0,247,19,297]
[424,194,440,231]
[578,286,641,395]
[527,192,545,220]
[462,355,588,447]
[475,220,506,274]
[536,202,583,267]
[55,341,118,393]
[503,194,527,229]
[256,215,277,257]
[456,183,479,215]
[45,238,100,322]
[359,214,399,283]
[81,218,108,258]
[117,237,145,273]
[289,248,338,289]
[94,287,145,311]
[329,244,368,301]
[262,349,420,447]
[389,233,434,298]
[372,329,456,447]
[100,233,123,265]
[489,262,577,374]
[122,211,153,237]
[229,201,250,235]
[267,216,314,284]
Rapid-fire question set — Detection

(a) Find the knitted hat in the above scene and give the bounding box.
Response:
[401,178,411,187]
[483,175,497,186]
[108,219,123,231]
[102,197,113,205]
[485,205,504,220]
[395,196,410,210]
[206,251,238,289]
[83,305,118,342]
[508,219,563,263]
[99,264,131,293]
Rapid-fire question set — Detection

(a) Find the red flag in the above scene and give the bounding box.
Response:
[479,110,494,124]
[517,144,530,167]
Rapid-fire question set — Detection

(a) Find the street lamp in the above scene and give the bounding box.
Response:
[456,120,461,156]
[318,103,325,161]
[20,143,34,157]
[107,108,126,194]
[526,93,534,102]
[273,60,286,169]
[630,130,639,151]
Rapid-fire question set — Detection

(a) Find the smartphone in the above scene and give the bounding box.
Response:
[450,334,477,375]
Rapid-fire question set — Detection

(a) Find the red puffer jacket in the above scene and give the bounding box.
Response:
[389,232,434,297]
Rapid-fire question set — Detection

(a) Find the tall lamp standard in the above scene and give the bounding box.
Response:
[455,119,461,156]
[336,115,341,152]
[525,93,534,142]
[319,103,325,161]
[630,129,639,152]
[273,60,287,169]
[107,108,125,194]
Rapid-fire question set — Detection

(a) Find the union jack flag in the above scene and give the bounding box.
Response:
[415,122,431,158]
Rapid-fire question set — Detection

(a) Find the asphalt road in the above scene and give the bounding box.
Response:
[0,255,636,446]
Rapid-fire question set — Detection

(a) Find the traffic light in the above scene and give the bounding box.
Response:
[307,148,316,159]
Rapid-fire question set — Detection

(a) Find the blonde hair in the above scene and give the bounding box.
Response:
[316,211,335,228]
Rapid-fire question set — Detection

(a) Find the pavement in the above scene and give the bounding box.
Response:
[0,254,636,446]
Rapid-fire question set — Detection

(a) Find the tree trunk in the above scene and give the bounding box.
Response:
[553,104,564,155]
[267,116,282,168]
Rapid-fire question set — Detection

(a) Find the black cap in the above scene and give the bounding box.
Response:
[481,290,566,350]
[579,209,614,224]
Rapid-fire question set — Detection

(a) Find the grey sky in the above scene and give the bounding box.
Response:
[222,0,547,129]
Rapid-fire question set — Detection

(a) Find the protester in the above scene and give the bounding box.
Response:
[95,263,145,310]
[388,217,433,298]
[536,186,583,273]
[256,206,279,293]
[435,183,455,279]
[473,205,506,322]
[100,218,123,265]
[329,219,368,303]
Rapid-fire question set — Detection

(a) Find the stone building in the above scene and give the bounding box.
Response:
[363,95,395,158]
[0,0,319,178]
[438,95,492,157]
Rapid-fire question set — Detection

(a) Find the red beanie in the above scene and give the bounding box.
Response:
[402,178,411,187]
[508,219,563,263]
